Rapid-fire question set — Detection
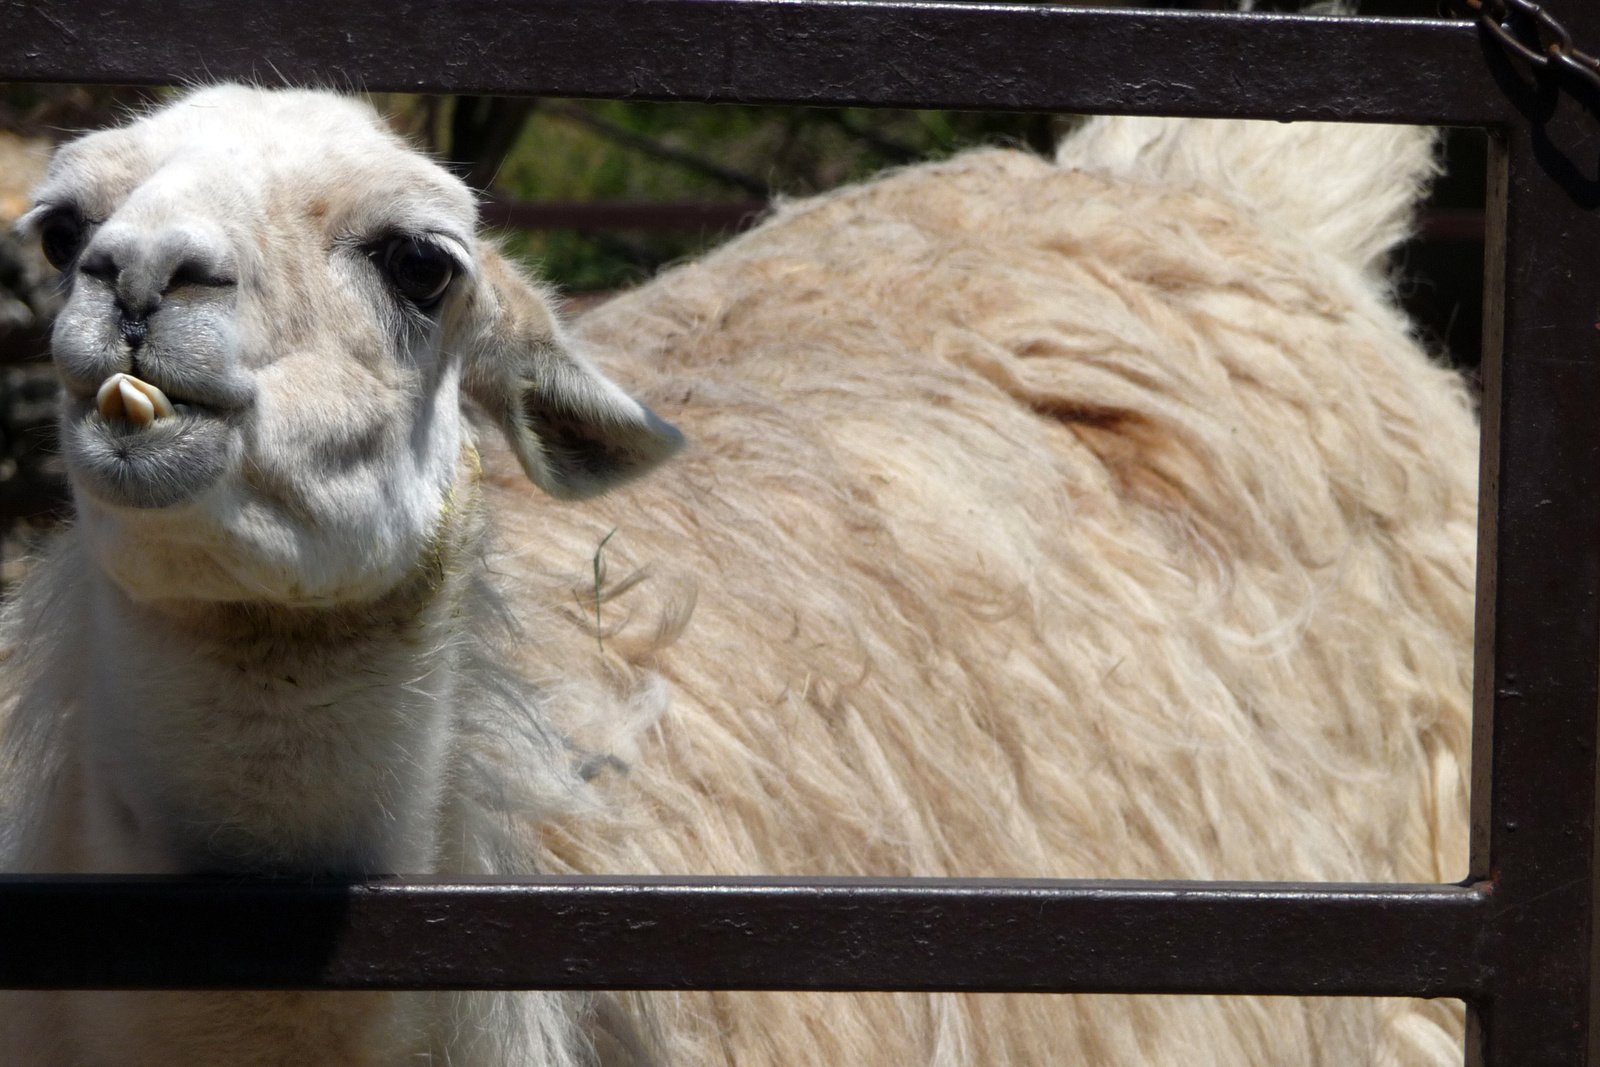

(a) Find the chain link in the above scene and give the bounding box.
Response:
[1453,0,1600,94]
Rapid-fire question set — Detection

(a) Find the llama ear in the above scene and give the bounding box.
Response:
[454,248,685,500]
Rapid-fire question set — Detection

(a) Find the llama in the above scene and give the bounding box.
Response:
[0,87,1477,1067]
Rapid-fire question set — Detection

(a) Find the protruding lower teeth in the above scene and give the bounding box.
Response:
[96,372,176,426]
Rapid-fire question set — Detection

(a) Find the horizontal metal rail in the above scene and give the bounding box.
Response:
[5,1,1600,1062]
[0,3,1513,126]
[0,875,1490,996]
[478,199,1488,240]
[479,196,769,234]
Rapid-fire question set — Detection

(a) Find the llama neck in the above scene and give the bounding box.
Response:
[66,542,470,876]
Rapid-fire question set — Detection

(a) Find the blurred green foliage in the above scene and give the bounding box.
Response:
[474,100,1065,292]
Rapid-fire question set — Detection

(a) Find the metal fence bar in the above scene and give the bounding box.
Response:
[477,198,1489,240]
[478,197,769,234]
[1465,15,1600,1059]
[0,876,1489,997]
[5,3,1600,1065]
[0,3,1513,125]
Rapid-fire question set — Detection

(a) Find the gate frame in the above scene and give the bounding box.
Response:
[0,3,1596,1063]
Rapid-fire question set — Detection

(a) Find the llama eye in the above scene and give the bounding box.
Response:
[378,236,455,308]
[39,210,85,271]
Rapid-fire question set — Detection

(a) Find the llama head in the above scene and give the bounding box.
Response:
[20,85,682,605]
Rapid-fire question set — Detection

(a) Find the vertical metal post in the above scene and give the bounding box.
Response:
[1470,12,1600,1062]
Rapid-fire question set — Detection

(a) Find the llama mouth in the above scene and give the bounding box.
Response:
[91,372,231,426]
[96,372,176,425]
[61,374,241,509]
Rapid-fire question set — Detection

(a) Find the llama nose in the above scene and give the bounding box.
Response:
[77,224,237,332]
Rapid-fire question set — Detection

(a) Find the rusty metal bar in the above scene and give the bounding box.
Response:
[479,197,769,234]
[0,3,1512,125]
[1464,10,1600,1060]
[479,198,1485,240]
[0,875,1489,996]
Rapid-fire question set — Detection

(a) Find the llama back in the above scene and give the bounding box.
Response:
[482,116,1476,1067]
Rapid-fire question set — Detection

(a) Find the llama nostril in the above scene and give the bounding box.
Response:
[166,258,236,292]
[78,232,234,334]
[78,248,117,283]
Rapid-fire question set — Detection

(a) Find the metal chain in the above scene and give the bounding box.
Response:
[1453,0,1600,94]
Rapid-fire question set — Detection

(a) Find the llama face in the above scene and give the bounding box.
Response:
[23,86,681,605]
